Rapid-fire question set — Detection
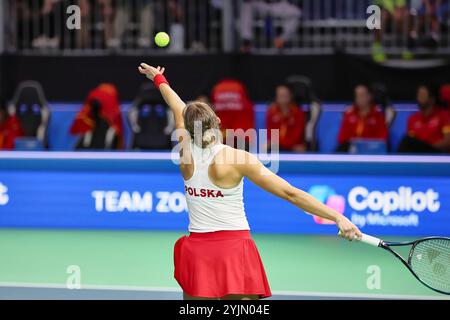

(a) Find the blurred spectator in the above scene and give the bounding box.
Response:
[11,0,31,50]
[0,106,24,150]
[440,84,450,109]
[373,0,412,62]
[397,85,450,153]
[70,84,124,150]
[76,0,114,49]
[239,0,302,52]
[76,0,92,49]
[167,0,185,52]
[266,84,306,152]
[412,0,450,48]
[25,0,64,49]
[337,85,388,152]
[98,0,115,48]
[107,0,155,49]
[211,79,255,150]
[14,0,112,50]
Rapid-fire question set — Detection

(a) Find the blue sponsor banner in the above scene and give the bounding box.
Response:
[0,171,189,231]
[0,153,449,236]
[245,175,450,236]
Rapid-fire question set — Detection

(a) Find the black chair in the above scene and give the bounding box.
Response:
[128,83,174,150]
[285,75,322,151]
[76,99,120,150]
[7,81,50,148]
[371,82,397,129]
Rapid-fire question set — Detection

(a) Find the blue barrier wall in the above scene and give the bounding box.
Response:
[0,152,449,236]
[46,103,417,153]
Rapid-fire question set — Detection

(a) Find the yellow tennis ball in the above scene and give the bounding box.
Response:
[155,32,170,47]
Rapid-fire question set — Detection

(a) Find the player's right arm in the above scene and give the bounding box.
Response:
[234,150,362,241]
[138,63,186,129]
[138,63,192,170]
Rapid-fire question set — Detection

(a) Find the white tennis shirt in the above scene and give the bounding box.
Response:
[183,142,250,233]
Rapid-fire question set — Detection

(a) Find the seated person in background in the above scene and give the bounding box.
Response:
[440,84,450,109]
[266,84,305,152]
[337,85,388,152]
[107,0,154,49]
[211,79,255,150]
[414,0,449,47]
[398,85,450,153]
[70,84,124,150]
[0,106,24,150]
[83,0,114,49]
[30,0,64,49]
[239,0,302,52]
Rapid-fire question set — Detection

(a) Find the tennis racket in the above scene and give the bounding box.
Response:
[341,232,450,295]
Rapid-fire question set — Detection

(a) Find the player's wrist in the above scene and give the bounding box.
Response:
[334,215,345,224]
[154,74,169,90]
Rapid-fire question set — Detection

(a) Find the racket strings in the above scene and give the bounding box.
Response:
[410,239,450,294]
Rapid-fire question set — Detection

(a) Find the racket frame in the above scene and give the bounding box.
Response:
[378,237,450,295]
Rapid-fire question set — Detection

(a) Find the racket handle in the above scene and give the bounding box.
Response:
[359,233,382,247]
[338,232,381,247]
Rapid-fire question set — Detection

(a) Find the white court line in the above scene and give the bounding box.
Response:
[0,151,450,164]
[0,282,181,293]
[0,282,448,300]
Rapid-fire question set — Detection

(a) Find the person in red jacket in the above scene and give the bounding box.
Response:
[266,84,305,152]
[0,106,24,150]
[398,85,450,153]
[337,85,388,152]
[211,79,255,150]
[70,83,125,149]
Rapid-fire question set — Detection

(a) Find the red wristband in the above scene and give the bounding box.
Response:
[154,74,169,90]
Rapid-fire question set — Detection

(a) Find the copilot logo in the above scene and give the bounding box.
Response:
[308,185,345,225]
[0,183,9,206]
[348,186,440,228]
[348,186,440,215]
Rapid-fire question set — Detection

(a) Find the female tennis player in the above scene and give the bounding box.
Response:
[138,63,362,300]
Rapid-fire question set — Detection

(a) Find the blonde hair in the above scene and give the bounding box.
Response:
[183,101,220,148]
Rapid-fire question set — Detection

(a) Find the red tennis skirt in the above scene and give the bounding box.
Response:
[174,230,272,299]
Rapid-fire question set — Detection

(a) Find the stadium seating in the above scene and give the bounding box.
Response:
[7,81,50,150]
[128,83,174,150]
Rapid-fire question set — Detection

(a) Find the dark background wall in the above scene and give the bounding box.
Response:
[0,54,5,106]
[1,53,450,103]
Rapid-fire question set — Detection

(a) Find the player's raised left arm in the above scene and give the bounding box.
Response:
[138,63,186,129]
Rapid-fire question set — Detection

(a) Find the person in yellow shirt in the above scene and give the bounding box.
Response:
[373,0,412,62]
[377,0,407,13]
